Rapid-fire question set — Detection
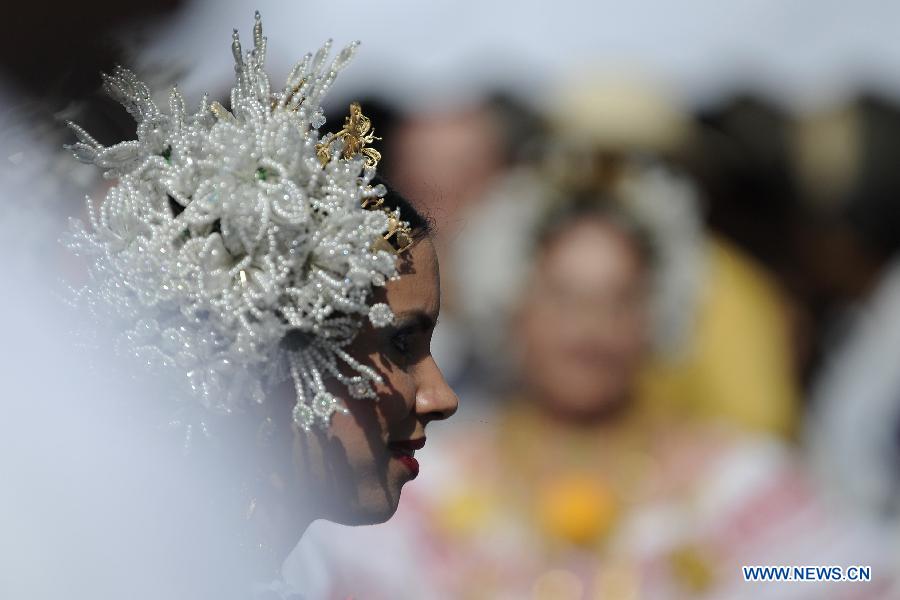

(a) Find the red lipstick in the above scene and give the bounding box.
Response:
[388,437,426,478]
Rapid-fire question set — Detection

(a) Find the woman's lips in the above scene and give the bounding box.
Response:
[388,437,426,479]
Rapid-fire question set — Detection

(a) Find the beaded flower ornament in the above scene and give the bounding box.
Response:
[64,12,412,431]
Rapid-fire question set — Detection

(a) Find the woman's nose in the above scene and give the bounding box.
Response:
[415,357,459,424]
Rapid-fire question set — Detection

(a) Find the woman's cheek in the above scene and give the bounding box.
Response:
[377,367,419,421]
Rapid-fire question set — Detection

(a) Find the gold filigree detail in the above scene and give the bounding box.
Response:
[283,77,308,111]
[360,192,384,210]
[382,209,414,254]
[316,102,381,168]
[370,209,414,255]
[209,101,235,122]
[315,103,413,253]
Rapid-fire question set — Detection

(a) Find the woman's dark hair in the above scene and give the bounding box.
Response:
[372,174,433,242]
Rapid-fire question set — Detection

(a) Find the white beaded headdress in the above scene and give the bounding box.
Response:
[64,12,412,431]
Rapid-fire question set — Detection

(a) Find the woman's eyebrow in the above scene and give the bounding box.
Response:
[393,310,437,330]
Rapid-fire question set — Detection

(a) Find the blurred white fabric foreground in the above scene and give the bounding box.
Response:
[0,96,279,600]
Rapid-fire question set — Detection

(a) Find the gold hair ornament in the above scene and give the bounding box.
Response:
[316,101,382,168]
[319,102,414,254]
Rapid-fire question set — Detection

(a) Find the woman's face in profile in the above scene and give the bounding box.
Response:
[294,238,458,525]
[518,218,650,419]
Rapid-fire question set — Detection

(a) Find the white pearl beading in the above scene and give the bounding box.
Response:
[64,12,397,431]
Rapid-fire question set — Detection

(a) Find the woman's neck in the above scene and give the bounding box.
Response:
[235,494,316,587]
[537,392,636,431]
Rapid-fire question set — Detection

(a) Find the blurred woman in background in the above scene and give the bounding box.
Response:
[391,171,796,599]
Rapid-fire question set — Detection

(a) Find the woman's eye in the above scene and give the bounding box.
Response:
[390,330,413,355]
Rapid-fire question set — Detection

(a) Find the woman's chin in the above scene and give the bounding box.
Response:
[325,483,402,526]
[329,501,399,527]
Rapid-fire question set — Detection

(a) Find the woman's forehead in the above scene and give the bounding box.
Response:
[542,220,642,270]
[385,240,440,316]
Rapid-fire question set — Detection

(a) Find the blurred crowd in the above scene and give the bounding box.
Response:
[4,1,900,598]
[288,75,900,599]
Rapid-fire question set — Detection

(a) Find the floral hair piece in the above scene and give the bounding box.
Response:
[65,12,411,431]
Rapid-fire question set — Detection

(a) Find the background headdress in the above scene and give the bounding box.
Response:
[65,12,410,431]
